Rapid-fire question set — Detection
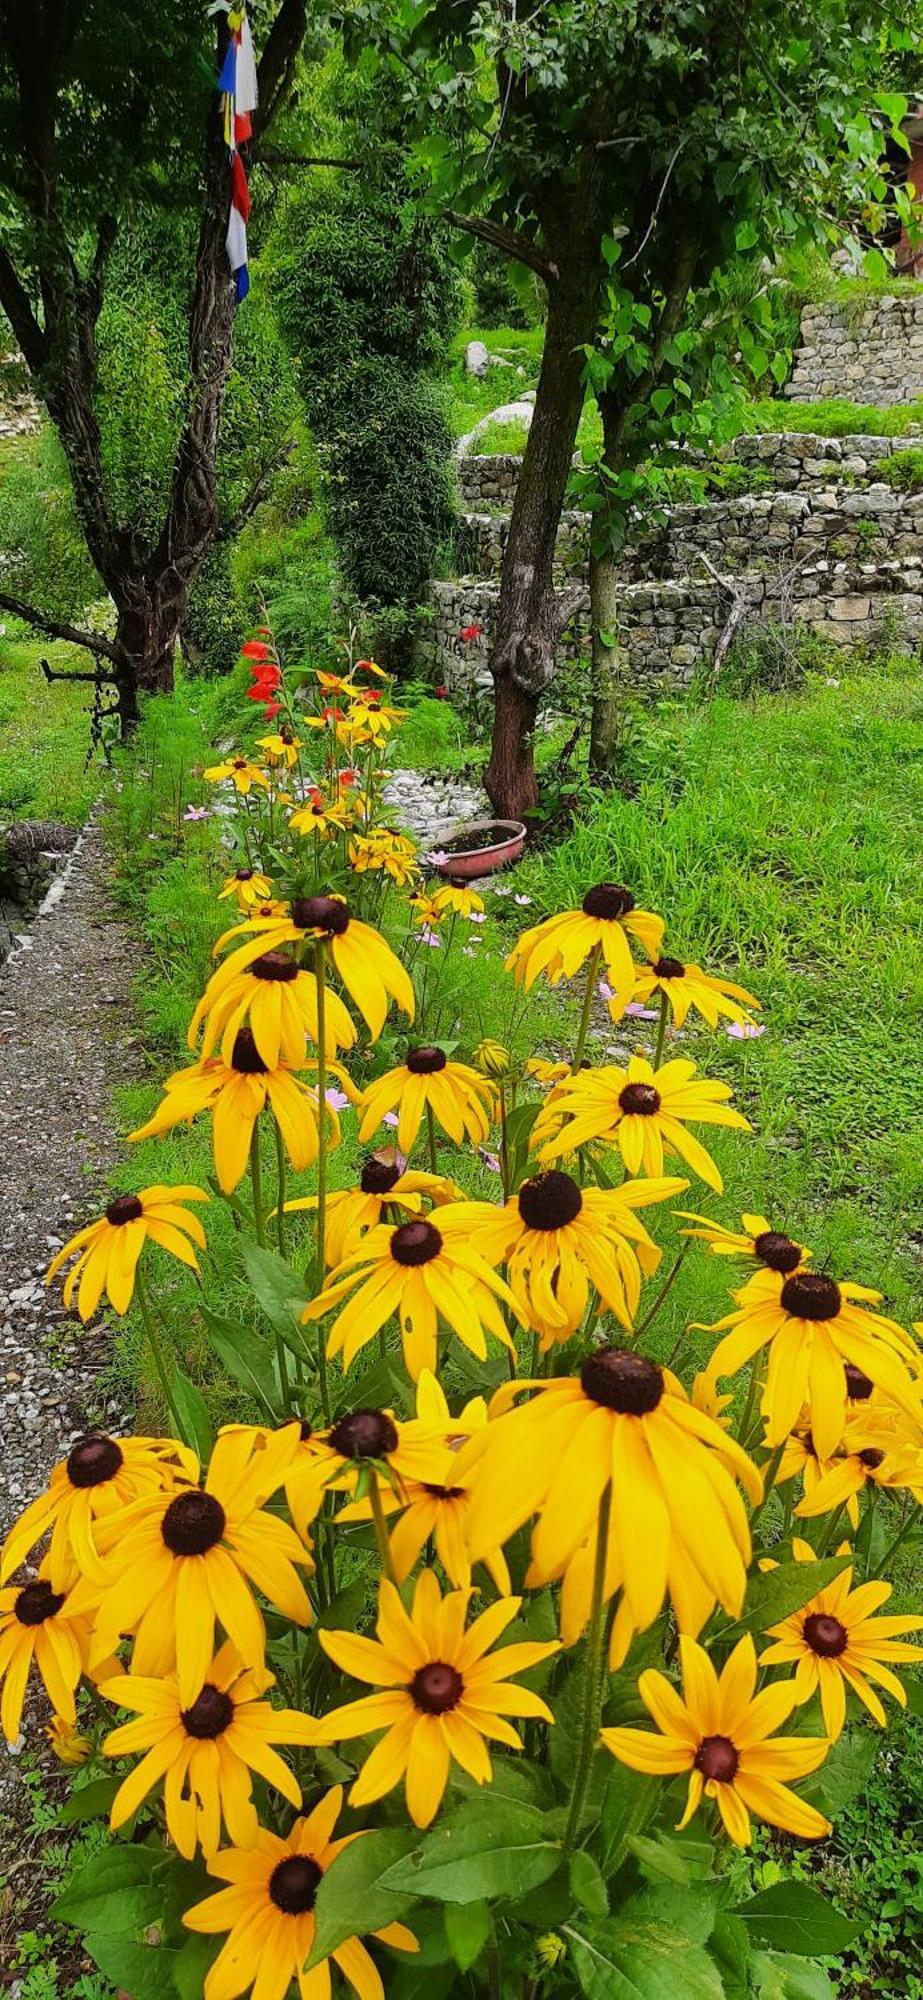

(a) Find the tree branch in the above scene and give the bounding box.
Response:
[446,210,559,285]
[0,591,122,665]
[621,140,687,271]
[217,437,297,542]
[256,149,362,171]
[253,0,307,144]
[40,656,118,687]
[0,247,46,374]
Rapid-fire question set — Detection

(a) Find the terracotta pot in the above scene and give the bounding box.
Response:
[430,818,526,880]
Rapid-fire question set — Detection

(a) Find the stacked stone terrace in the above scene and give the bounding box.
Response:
[420,427,923,694]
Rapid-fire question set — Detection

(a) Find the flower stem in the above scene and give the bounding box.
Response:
[637,1241,691,1346]
[873,1496,914,1580]
[312,942,332,1426]
[498,1080,510,1198]
[249,1123,266,1247]
[135,1265,186,1443]
[426,1100,439,1175]
[563,1479,612,1856]
[573,943,602,1072]
[748,1440,786,1535]
[369,1473,397,1584]
[274,1118,287,1259]
[653,989,669,1069]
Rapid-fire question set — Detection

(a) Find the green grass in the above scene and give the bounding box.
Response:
[746,396,923,438]
[0,635,102,823]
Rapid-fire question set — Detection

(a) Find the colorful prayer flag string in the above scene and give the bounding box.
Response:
[215,4,258,302]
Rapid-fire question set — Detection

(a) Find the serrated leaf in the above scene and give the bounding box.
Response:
[759,1956,837,2000]
[599,1765,660,1874]
[566,1899,724,1999]
[808,1726,879,1815]
[240,1237,309,1348]
[82,1933,180,2000]
[626,1834,698,1884]
[444,1897,491,1970]
[732,1556,852,1636]
[734,1881,862,1955]
[200,1306,281,1418]
[52,1844,163,1933]
[57,1775,122,1824]
[308,1828,419,1966]
[170,1367,214,1460]
[379,1799,561,1904]
[570,1848,609,1916]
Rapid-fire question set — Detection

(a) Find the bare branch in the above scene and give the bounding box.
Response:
[217,437,297,542]
[253,0,307,144]
[0,591,122,665]
[40,656,118,687]
[446,210,558,285]
[622,140,687,271]
[256,149,363,171]
[553,586,587,639]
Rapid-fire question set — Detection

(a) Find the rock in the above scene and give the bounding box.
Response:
[464,339,490,377]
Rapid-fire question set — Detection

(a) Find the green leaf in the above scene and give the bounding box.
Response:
[708,1912,752,1999]
[732,1556,852,1636]
[751,1951,837,2000]
[809,1726,879,1815]
[570,1849,609,1916]
[170,1367,214,1460]
[172,1933,221,2000]
[626,1833,708,1885]
[566,1899,724,2000]
[308,1828,420,1966]
[444,1898,491,1971]
[52,1843,162,1933]
[599,1766,660,1875]
[240,1237,309,1349]
[57,1774,122,1824]
[83,1934,179,2000]
[200,1306,281,1418]
[379,1799,561,1904]
[734,1881,863,1956]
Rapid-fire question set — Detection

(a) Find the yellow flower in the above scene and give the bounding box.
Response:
[203,756,270,795]
[288,794,350,839]
[183,1785,418,2000]
[188,945,357,1066]
[535,1054,750,1193]
[213,896,415,1042]
[702,1269,922,1459]
[279,1152,460,1268]
[431,882,484,919]
[525,1056,571,1088]
[1,1433,196,1591]
[356,1046,495,1156]
[678,1210,810,1274]
[129,1033,337,1195]
[77,1427,312,1706]
[46,1714,92,1766]
[507,883,664,1003]
[256,728,302,769]
[100,1641,318,1857]
[459,1350,762,1651]
[346,693,405,744]
[761,1545,923,1739]
[473,1037,511,1079]
[690,1371,734,1429]
[0,1564,90,1742]
[794,1402,923,1519]
[409,891,445,928]
[218,868,274,911]
[302,1212,523,1380]
[313,1571,559,1827]
[349,828,419,887]
[773,1423,858,1524]
[45,1185,209,1322]
[445,1170,685,1349]
[626,956,760,1030]
[602,1633,831,1847]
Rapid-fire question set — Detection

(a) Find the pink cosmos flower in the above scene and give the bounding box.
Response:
[183,805,211,822]
[726,1020,766,1040]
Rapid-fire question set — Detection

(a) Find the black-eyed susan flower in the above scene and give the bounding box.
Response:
[431,882,484,919]
[703,1269,923,1459]
[259,1407,452,1544]
[347,691,405,745]
[302,1214,523,1380]
[288,791,351,839]
[349,827,419,887]
[0,1565,90,1742]
[218,896,415,1042]
[313,1571,559,1827]
[218,867,274,912]
[1,1432,195,1591]
[78,1426,312,1706]
[279,1152,460,1269]
[188,945,357,1066]
[45,1185,209,1322]
[99,1641,319,1857]
[256,728,302,769]
[355,1047,495,1156]
[409,890,445,929]
[446,1170,685,1349]
[203,755,270,795]
[602,1633,831,1846]
[625,956,760,1030]
[760,1545,923,1739]
[535,1054,750,1192]
[183,1789,418,2000]
[507,883,664,1001]
[678,1210,810,1274]
[46,1714,92,1765]
[525,1056,571,1088]
[129,1031,336,1194]
[459,1349,762,1645]
[795,1403,923,1519]
[773,1422,856,1522]
[473,1037,511,1079]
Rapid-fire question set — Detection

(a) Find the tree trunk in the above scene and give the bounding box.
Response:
[113,588,186,703]
[488,676,540,821]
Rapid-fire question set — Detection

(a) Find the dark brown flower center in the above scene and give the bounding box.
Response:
[299,1420,314,1443]
[780,1272,841,1322]
[231,1026,268,1075]
[105,1193,144,1227]
[858,1448,885,1470]
[653,956,686,980]
[251,951,298,983]
[411,1661,463,1714]
[803,1612,848,1658]
[421,1483,465,1500]
[406,1046,447,1076]
[161,1490,226,1556]
[582,884,635,920]
[181,1683,235,1738]
[518,1170,583,1231]
[844,1363,873,1402]
[695,1734,739,1782]
[360,1155,403,1195]
[66,1434,124,1488]
[236,868,254,881]
[291,894,349,937]
[15,1579,66,1626]
[753,1230,802,1275]
[619,1082,661,1117]
[269,1855,324,1915]
[581,1347,664,1415]
[391,1219,442,1267]
[233,759,248,771]
[329,1409,399,1460]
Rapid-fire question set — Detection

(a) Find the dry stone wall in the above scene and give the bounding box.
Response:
[785,295,923,404]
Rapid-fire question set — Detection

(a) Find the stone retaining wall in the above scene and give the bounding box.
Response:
[785,295,923,404]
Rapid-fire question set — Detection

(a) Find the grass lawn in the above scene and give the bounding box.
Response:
[0,632,102,825]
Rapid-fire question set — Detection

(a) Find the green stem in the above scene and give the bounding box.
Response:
[563,1480,612,1856]
[498,1080,510,1198]
[736,1349,765,1446]
[818,1499,849,1556]
[653,989,669,1069]
[135,1265,187,1443]
[426,1100,439,1175]
[748,1440,786,1536]
[637,1241,691,1346]
[873,1497,915,1580]
[573,942,602,1073]
[313,942,332,1425]
[274,1119,287,1258]
[369,1474,397,1584]
[249,1122,266,1247]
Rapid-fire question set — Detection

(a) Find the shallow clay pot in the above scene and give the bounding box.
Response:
[430,818,526,880]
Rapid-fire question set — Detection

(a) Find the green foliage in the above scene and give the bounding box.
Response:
[872,445,923,492]
[747,397,923,438]
[0,634,101,823]
[0,433,100,620]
